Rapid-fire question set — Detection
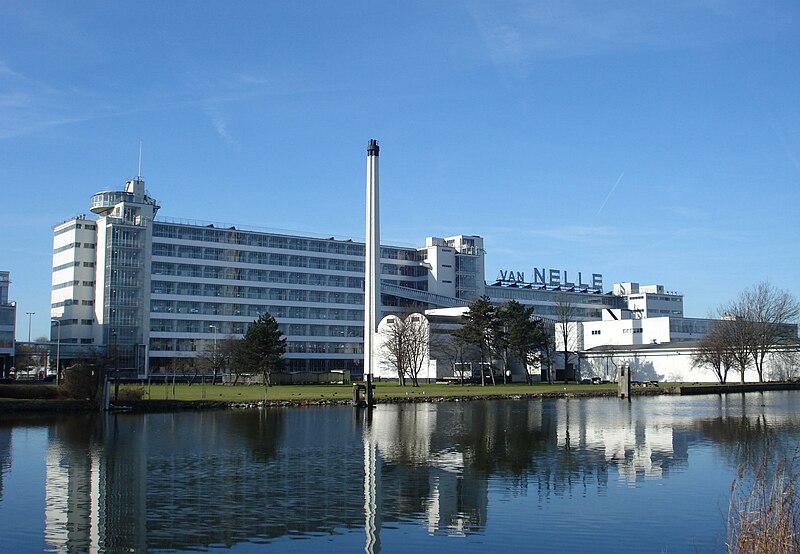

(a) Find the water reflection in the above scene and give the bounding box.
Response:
[0,392,798,552]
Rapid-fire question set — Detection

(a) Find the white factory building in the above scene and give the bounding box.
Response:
[0,271,15,376]
[51,174,643,378]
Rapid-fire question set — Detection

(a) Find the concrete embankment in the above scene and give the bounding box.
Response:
[678,382,800,395]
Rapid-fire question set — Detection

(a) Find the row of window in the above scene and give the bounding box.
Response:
[53,242,95,254]
[54,300,97,308]
[53,261,96,272]
[151,246,427,278]
[151,281,365,304]
[622,328,644,334]
[153,223,423,262]
[54,221,96,237]
[152,263,368,288]
[52,280,95,290]
[52,319,94,326]
[487,286,619,307]
[149,337,362,355]
[150,300,362,321]
[150,319,364,338]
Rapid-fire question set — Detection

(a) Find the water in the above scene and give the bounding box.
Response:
[0,392,798,553]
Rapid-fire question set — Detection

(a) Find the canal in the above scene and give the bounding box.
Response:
[0,391,798,552]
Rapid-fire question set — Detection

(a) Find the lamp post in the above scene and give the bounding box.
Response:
[51,319,61,385]
[209,324,218,384]
[26,312,35,342]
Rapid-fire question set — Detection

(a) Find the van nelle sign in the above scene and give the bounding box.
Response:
[497,268,603,291]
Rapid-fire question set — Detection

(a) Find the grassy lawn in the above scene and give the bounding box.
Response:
[127,381,633,402]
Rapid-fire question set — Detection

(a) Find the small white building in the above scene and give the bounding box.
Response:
[0,271,15,376]
[613,282,684,318]
[578,342,785,383]
[565,308,715,351]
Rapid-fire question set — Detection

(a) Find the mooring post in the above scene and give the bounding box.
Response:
[618,363,631,401]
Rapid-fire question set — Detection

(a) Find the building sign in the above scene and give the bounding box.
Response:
[497,268,603,291]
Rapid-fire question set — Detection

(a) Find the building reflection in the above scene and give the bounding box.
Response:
[22,393,800,552]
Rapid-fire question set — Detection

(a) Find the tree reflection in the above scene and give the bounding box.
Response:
[3,393,799,552]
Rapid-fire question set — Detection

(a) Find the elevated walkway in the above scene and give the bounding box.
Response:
[381,283,468,309]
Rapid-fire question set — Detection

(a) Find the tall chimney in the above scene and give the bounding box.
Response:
[363,139,380,405]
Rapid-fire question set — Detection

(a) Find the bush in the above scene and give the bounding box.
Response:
[0,384,61,400]
[116,388,144,401]
[60,364,99,400]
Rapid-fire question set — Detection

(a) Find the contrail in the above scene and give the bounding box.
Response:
[596,172,625,217]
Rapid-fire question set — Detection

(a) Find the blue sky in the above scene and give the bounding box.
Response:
[2,1,798,339]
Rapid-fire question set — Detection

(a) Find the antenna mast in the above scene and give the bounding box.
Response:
[137,140,142,181]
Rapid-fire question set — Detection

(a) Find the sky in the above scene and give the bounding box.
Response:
[1,1,799,340]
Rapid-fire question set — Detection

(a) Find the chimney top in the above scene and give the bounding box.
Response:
[367,139,380,156]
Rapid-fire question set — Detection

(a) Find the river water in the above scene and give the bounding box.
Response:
[0,392,798,553]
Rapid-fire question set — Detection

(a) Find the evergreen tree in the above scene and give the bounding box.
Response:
[234,313,286,387]
[497,300,547,384]
[455,296,498,385]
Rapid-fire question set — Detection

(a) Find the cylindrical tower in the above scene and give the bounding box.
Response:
[363,139,380,405]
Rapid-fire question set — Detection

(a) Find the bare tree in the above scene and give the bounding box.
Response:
[434,328,475,385]
[404,314,431,386]
[692,324,734,383]
[741,282,799,382]
[540,321,557,383]
[555,293,578,384]
[379,313,431,386]
[718,282,799,383]
[196,334,239,384]
[714,316,754,384]
[14,337,50,378]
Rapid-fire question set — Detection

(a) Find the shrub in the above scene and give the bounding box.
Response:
[60,364,100,400]
[0,384,60,400]
[116,388,144,401]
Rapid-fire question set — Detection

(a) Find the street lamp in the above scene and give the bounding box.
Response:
[51,319,61,385]
[26,312,35,342]
[209,324,218,383]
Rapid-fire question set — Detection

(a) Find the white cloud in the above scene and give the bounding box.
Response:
[204,103,234,144]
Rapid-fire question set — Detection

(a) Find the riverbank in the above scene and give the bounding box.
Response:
[1,381,798,413]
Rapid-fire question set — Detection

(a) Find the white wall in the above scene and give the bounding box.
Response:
[579,346,776,383]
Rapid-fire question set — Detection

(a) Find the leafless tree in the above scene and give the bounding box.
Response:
[741,282,799,382]
[714,316,754,384]
[196,334,239,384]
[540,321,557,383]
[404,314,431,386]
[379,312,431,386]
[555,293,578,383]
[692,324,734,383]
[14,337,50,377]
[719,282,799,382]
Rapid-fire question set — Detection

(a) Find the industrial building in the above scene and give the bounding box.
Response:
[51,175,632,378]
[0,271,15,377]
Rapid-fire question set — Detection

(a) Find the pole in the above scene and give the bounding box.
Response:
[363,139,380,407]
[51,319,61,385]
[209,324,217,383]
[26,312,35,342]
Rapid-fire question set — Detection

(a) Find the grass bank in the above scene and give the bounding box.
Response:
[128,381,669,404]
